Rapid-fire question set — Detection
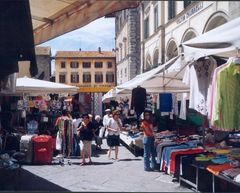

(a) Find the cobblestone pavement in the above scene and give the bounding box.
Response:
[20,140,193,192]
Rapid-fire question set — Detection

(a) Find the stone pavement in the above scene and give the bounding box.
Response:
[19,140,193,192]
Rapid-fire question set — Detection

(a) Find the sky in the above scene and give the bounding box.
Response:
[39,17,115,73]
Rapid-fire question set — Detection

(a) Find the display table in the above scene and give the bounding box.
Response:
[119,132,143,156]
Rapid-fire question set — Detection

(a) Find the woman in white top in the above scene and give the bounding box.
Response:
[107,110,123,160]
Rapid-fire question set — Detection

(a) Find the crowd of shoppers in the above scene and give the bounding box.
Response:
[55,108,156,172]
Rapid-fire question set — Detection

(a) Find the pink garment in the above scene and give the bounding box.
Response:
[208,59,230,128]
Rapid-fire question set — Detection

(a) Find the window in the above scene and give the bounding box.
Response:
[95,73,103,83]
[61,61,65,68]
[95,62,103,68]
[107,62,113,68]
[144,17,149,39]
[168,0,176,20]
[106,73,114,83]
[154,5,159,32]
[83,73,91,83]
[125,68,127,77]
[184,0,192,8]
[70,61,79,68]
[120,69,123,78]
[59,74,66,83]
[83,62,91,68]
[71,74,79,83]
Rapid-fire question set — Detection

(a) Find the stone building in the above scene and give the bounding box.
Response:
[140,1,240,73]
[55,48,116,115]
[114,8,141,85]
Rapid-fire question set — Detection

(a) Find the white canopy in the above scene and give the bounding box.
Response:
[140,57,190,93]
[182,16,240,61]
[16,76,79,94]
[117,56,180,90]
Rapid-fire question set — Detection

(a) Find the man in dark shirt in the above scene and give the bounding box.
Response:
[77,113,94,165]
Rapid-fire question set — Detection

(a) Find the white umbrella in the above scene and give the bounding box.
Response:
[16,76,79,94]
[102,87,130,103]
[140,57,190,93]
[117,56,180,90]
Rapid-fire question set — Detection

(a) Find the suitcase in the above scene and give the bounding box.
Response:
[32,135,53,164]
[20,134,36,164]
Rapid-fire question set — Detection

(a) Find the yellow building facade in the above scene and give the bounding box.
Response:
[55,49,116,93]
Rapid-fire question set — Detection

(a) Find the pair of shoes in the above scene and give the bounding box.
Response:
[88,161,92,165]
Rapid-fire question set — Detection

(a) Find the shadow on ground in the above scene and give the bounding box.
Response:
[117,158,142,162]
[0,168,70,191]
[71,161,113,166]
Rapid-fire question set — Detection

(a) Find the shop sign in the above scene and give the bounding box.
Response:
[176,2,204,25]
[79,86,114,93]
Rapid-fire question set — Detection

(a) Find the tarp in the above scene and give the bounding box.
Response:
[31,0,139,44]
[182,16,240,61]
[117,56,180,90]
[16,76,79,94]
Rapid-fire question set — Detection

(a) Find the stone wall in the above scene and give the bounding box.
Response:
[128,7,141,80]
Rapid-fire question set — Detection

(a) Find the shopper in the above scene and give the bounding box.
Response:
[140,110,157,171]
[103,109,112,137]
[93,115,103,150]
[72,113,82,156]
[77,113,94,165]
[107,110,123,160]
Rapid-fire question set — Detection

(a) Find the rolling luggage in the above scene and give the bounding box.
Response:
[32,135,53,164]
[20,134,36,164]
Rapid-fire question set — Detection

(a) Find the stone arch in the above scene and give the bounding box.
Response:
[145,53,152,71]
[153,48,159,66]
[203,11,229,33]
[166,39,178,61]
[181,28,198,43]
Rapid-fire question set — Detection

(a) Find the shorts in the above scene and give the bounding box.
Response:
[80,140,92,157]
[107,135,120,147]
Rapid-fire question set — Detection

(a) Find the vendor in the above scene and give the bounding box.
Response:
[140,110,157,172]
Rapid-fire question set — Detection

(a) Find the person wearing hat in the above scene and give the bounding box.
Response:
[106,110,123,160]
[103,109,112,138]
[140,110,157,171]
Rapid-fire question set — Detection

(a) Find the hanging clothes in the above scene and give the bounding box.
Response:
[208,61,228,126]
[55,117,73,156]
[159,93,172,112]
[131,86,147,116]
[0,0,37,80]
[212,58,240,130]
[145,94,153,112]
[179,93,188,120]
[182,57,217,115]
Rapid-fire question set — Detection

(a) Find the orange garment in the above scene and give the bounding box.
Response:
[141,120,154,137]
[206,163,233,175]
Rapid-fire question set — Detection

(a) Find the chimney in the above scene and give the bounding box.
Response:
[79,48,81,51]
[98,47,101,53]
